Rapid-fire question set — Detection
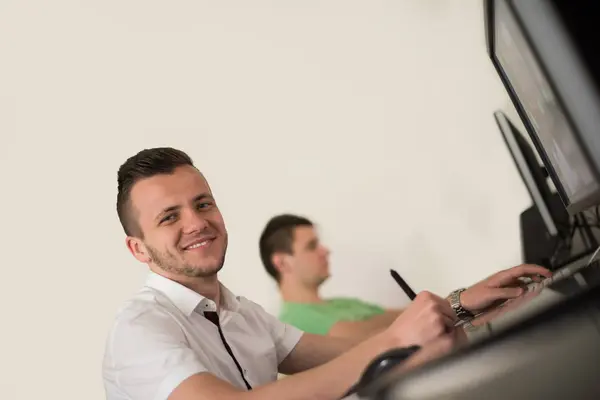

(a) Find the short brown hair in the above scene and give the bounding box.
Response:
[116,147,194,237]
[259,214,313,282]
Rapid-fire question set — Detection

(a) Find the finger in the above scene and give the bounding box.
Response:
[419,292,458,322]
[510,281,531,289]
[429,316,448,338]
[494,264,552,285]
[515,264,553,277]
[480,286,524,303]
[442,315,456,331]
[429,314,455,339]
[434,298,459,322]
[518,275,541,283]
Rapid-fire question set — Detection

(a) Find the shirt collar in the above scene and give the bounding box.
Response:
[145,272,240,317]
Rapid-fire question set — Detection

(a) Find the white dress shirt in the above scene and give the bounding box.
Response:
[103,272,303,400]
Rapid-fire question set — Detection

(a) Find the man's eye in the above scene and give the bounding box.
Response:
[160,214,176,224]
[197,202,212,210]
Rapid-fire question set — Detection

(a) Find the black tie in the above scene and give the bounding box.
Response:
[204,311,252,390]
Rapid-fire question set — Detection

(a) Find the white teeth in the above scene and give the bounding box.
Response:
[187,240,209,250]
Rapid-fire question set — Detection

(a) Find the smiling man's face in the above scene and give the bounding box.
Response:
[126,165,228,278]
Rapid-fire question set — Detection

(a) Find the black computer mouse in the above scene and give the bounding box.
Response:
[340,346,421,399]
[359,346,421,385]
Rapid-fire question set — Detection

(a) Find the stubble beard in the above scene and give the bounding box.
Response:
[146,240,227,278]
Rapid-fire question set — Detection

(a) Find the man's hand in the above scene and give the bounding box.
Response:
[459,264,552,314]
[387,291,458,347]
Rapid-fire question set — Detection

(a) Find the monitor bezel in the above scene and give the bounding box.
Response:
[484,0,600,216]
[493,110,559,236]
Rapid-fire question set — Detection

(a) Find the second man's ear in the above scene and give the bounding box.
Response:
[271,252,292,275]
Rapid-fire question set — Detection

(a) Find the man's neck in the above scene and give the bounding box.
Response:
[185,276,221,308]
[280,280,323,304]
[151,267,222,308]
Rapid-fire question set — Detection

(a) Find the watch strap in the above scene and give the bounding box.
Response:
[448,288,474,321]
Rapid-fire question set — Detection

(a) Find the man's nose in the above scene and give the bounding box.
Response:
[182,209,209,234]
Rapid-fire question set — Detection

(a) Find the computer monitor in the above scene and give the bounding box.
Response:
[485,0,600,216]
[494,110,567,236]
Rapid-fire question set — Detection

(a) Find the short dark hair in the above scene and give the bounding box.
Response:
[259,214,313,282]
[117,147,194,237]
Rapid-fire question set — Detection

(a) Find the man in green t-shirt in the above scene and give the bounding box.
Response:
[259,214,549,342]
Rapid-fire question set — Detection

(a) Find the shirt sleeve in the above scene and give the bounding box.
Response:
[244,299,304,364]
[104,308,208,400]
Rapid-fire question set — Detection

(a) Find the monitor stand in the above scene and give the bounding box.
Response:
[520,192,599,270]
[520,193,569,269]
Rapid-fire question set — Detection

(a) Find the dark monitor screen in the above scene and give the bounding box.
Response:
[487,0,600,215]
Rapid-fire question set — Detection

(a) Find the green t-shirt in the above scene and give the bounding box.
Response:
[279,298,386,335]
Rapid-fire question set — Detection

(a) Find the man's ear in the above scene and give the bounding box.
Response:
[126,236,151,264]
[271,252,292,276]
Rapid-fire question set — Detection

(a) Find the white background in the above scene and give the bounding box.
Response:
[0,1,531,399]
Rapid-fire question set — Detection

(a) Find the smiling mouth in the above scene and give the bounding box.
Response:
[183,239,214,251]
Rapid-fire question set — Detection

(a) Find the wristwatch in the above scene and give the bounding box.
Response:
[448,288,474,321]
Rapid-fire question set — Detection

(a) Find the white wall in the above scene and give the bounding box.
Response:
[0,1,532,399]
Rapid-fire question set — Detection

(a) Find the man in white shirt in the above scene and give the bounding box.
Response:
[102,147,552,400]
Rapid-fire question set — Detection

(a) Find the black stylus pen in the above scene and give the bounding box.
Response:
[390,269,417,300]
